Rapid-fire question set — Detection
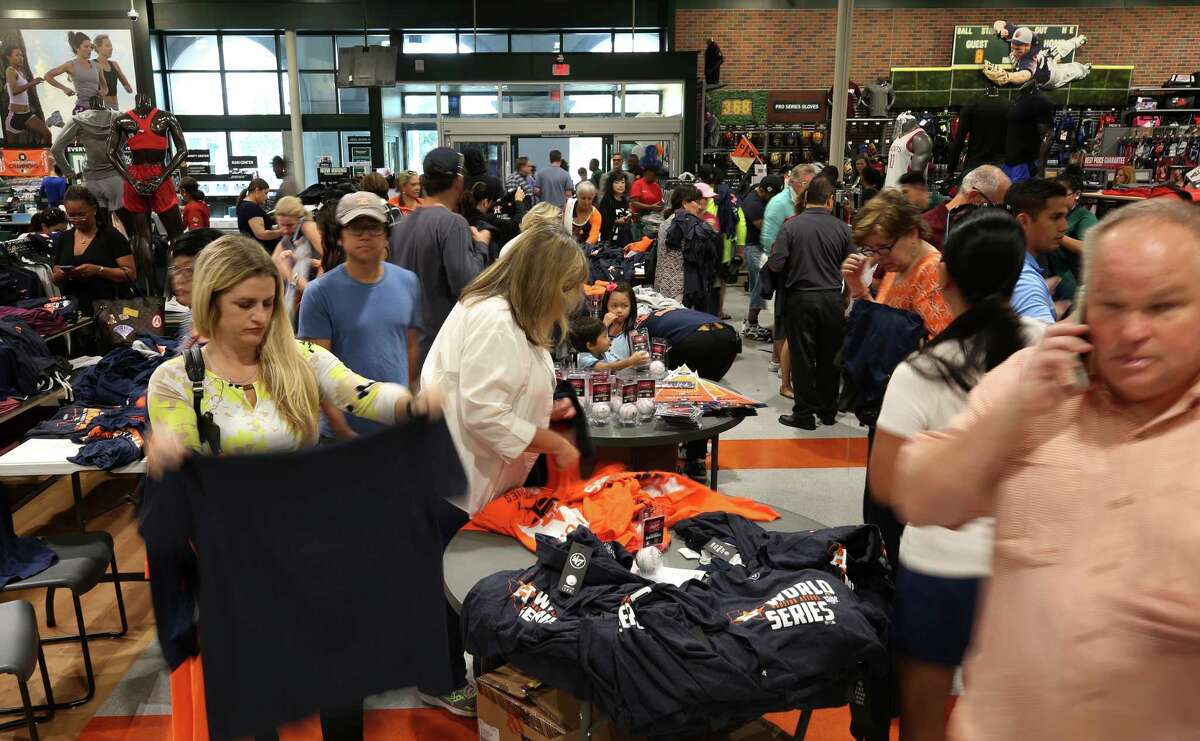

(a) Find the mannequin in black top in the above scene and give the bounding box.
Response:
[704,39,724,85]
[108,93,187,294]
[947,86,1010,181]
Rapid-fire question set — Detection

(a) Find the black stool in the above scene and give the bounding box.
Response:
[0,532,128,709]
[0,600,55,739]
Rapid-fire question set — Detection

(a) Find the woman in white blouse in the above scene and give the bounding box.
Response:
[417,221,587,717]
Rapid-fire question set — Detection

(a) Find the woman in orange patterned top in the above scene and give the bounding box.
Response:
[842,189,952,338]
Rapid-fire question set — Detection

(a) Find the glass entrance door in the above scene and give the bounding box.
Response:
[615,135,676,176]
[445,138,509,180]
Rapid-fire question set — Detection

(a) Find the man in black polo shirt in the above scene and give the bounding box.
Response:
[766,177,854,430]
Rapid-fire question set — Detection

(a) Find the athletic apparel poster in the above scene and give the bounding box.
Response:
[1,26,137,150]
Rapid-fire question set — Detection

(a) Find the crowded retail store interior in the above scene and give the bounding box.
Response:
[1,0,1199,739]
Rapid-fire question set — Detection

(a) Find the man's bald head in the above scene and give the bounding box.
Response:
[1084,200,1200,287]
[1084,200,1200,409]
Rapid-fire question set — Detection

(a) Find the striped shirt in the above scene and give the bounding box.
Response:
[898,348,1200,740]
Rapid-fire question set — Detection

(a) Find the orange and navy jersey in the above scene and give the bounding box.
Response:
[464,465,779,552]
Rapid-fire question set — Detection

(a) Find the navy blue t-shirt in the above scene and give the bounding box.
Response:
[741,190,766,245]
[640,307,721,345]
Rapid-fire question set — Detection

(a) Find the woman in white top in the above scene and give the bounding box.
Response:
[417,220,586,717]
[3,46,50,145]
[868,209,1046,741]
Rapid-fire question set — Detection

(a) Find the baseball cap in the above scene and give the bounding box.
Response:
[1011,27,1034,45]
[336,191,387,225]
[423,146,464,178]
[758,175,784,195]
[695,182,716,199]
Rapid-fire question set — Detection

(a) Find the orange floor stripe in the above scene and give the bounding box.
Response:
[78,715,172,740]
[80,710,479,741]
[79,708,894,741]
[716,437,868,469]
[766,708,899,739]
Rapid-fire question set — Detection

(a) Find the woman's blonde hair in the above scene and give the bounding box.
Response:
[520,202,562,231]
[274,195,306,219]
[852,188,930,243]
[459,223,587,348]
[191,235,320,443]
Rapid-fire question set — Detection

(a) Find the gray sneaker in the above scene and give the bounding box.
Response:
[418,684,477,718]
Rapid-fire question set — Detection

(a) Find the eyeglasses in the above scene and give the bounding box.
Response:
[344,224,386,237]
[167,265,194,276]
[65,212,94,223]
[858,239,897,257]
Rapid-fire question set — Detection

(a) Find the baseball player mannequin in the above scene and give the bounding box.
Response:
[107,93,186,294]
[984,22,1091,90]
[885,112,932,188]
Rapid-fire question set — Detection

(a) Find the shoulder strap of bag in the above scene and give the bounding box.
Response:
[183,346,222,455]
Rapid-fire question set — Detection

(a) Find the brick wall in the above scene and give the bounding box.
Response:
[676,5,1200,88]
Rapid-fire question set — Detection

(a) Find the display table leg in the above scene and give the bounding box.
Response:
[792,708,813,739]
[709,435,720,489]
[580,700,592,740]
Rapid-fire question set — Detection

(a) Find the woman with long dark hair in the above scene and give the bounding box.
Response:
[51,184,136,312]
[178,177,210,230]
[4,45,50,145]
[597,173,633,248]
[236,177,284,252]
[94,34,133,110]
[866,209,1045,741]
[44,31,107,112]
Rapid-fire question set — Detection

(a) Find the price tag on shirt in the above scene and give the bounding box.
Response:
[642,513,666,549]
[558,542,594,596]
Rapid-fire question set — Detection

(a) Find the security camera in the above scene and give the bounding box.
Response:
[127,8,139,20]
[558,123,567,131]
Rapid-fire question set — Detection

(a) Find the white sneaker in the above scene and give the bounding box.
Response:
[767,361,780,373]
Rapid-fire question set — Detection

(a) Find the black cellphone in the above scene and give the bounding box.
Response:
[1070,284,1090,391]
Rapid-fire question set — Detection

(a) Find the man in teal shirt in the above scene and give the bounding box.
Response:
[760,164,820,390]
[1046,171,1097,305]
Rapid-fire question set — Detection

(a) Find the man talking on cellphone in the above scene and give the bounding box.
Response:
[894,199,1200,740]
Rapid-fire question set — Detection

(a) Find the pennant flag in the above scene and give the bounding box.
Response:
[730,136,761,173]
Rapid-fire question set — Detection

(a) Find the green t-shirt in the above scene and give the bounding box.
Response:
[1046,205,1098,302]
[1066,203,1099,240]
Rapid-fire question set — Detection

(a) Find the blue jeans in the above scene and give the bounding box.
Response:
[744,242,767,312]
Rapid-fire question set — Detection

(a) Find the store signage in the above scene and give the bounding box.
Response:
[1082,156,1129,170]
[766,90,827,124]
[719,98,754,117]
[552,63,570,77]
[346,136,372,163]
[229,155,257,173]
[318,166,350,184]
[186,148,212,176]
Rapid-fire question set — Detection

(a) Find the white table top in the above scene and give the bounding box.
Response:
[0,438,145,477]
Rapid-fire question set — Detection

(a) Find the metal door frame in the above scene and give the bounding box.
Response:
[442,135,512,180]
[442,118,681,174]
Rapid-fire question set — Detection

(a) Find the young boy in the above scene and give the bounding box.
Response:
[569,316,648,372]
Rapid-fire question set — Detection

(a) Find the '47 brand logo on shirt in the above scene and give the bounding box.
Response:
[509,580,559,624]
[727,579,839,631]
